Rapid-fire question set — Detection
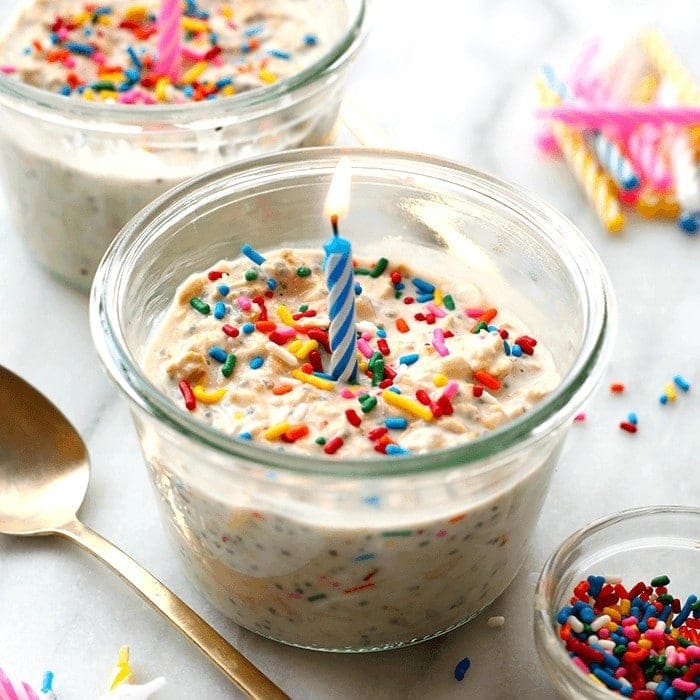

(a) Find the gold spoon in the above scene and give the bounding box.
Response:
[0,365,289,700]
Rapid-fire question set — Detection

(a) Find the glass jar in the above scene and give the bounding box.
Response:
[91,148,615,651]
[534,506,700,698]
[0,0,367,290]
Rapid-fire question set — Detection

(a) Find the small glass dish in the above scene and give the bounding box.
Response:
[0,0,367,290]
[534,505,700,698]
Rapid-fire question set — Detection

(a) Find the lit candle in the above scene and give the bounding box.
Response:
[323,158,358,384]
[155,0,182,82]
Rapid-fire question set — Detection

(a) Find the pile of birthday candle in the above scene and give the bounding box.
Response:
[536,30,700,234]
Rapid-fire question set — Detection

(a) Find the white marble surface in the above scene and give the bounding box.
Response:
[2,1,700,698]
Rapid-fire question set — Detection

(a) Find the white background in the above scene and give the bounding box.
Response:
[1,1,700,698]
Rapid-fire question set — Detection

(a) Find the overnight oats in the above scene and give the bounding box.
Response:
[0,0,366,288]
[91,149,615,650]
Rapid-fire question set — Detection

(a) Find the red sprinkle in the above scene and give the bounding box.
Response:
[619,421,638,433]
[474,370,501,392]
[403,297,415,305]
[345,409,362,427]
[390,271,402,285]
[396,319,409,333]
[301,363,313,374]
[377,339,390,356]
[222,324,239,338]
[378,377,393,389]
[308,328,331,353]
[472,385,484,398]
[178,380,196,411]
[207,270,224,281]
[323,436,344,454]
[367,426,388,441]
[610,383,625,393]
[437,395,454,415]
[309,349,323,373]
[268,330,288,345]
[415,389,431,405]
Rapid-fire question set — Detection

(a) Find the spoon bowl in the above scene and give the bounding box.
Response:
[0,366,89,535]
[0,364,288,700]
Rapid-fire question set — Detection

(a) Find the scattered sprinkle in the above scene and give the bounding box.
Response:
[454,656,471,681]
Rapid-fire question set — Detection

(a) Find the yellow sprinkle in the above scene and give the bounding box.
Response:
[193,385,227,404]
[181,61,207,85]
[155,77,170,102]
[96,14,112,26]
[620,599,631,615]
[603,606,622,623]
[664,383,677,401]
[433,373,448,388]
[99,91,118,101]
[277,305,294,326]
[82,89,95,101]
[221,6,233,18]
[221,84,235,97]
[433,289,443,306]
[234,411,244,420]
[359,361,368,372]
[381,390,434,421]
[123,5,148,21]
[288,339,302,354]
[294,339,318,360]
[98,72,124,83]
[671,627,680,638]
[259,69,277,84]
[588,673,604,687]
[108,646,133,691]
[181,16,210,33]
[638,639,653,649]
[264,422,292,441]
[291,369,334,391]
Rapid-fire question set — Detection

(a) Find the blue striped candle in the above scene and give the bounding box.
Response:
[323,160,357,383]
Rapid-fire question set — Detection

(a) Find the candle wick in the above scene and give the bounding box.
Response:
[331,214,339,236]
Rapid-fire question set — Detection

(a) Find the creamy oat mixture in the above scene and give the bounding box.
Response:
[144,247,560,456]
[0,0,325,102]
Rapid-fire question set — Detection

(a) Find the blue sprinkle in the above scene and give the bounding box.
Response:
[241,43,251,54]
[206,93,217,101]
[592,668,622,691]
[65,41,95,55]
[183,86,194,98]
[83,28,93,36]
[587,575,605,597]
[124,67,140,82]
[59,85,71,96]
[241,243,266,265]
[217,284,230,296]
[266,278,277,291]
[454,656,471,681]
[487,325,499,332]
[399,353,419,365]
[678,211,699,233]
[245,23,264,37]
[127,46,142,70]
[313,372,335,380]
[354,283,363,295]
[394,282,405,290]
[250,356,264,369]
[673,374,691,391]
[23,47,31,55]
[239,431,252,440]
[388,386,401,394]
[186,0,197,11]
[511,344,523,357]
[242,322,255,334]
[76,86,85,94]
[659,394,668,405]
[672,594,698,628]
[627,412,638,425]
[208,346,227,363]
[267,49,291,60]
[362,495,381,507]
[376,328,387,338]
[303,33,318,46]
[41,671,54,694]
[412,277,436,293]
[353,553,376,562]
[556,606,573,625]
[93,6,112,14]
[213,301,226,319]
[49,33,59,45]
[215,76,232,89]
[117,81,132,92]
[503,340,510,356]
[385,444,410,455]
[416,292,434,303]
[579,605,595,624]
[385,417,408,429]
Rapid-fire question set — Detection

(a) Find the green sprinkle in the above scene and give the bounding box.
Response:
[189,297,210,315]
[368,351,383,369]
[360,396,377,413]
[651,575,670,587]
[369,257,388,278]
[472,321,488,334]
[245,269,258,281]
[354,267,371,275]
[443,294,455,311]
[315,436,326,445]
[691,600,700,611]
[394,290,402,299]
[613,645,627,656]
[382,530,412,537]
[657,594,674,603]
[222,354,237,377]
[307,593,326,602]
[299,304,309,312]
[91,80,115,91]
[296,266,311,277]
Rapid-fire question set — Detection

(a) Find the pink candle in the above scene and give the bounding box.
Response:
[156,0,182,81]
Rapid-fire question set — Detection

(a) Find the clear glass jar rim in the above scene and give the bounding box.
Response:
[91,147,616,478]
[534,504,700,699]
[0,0,368,125]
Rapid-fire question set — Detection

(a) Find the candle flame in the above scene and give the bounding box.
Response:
[324,157,352,223]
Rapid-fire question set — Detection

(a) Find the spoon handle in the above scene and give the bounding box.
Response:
[55,519,290,700]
